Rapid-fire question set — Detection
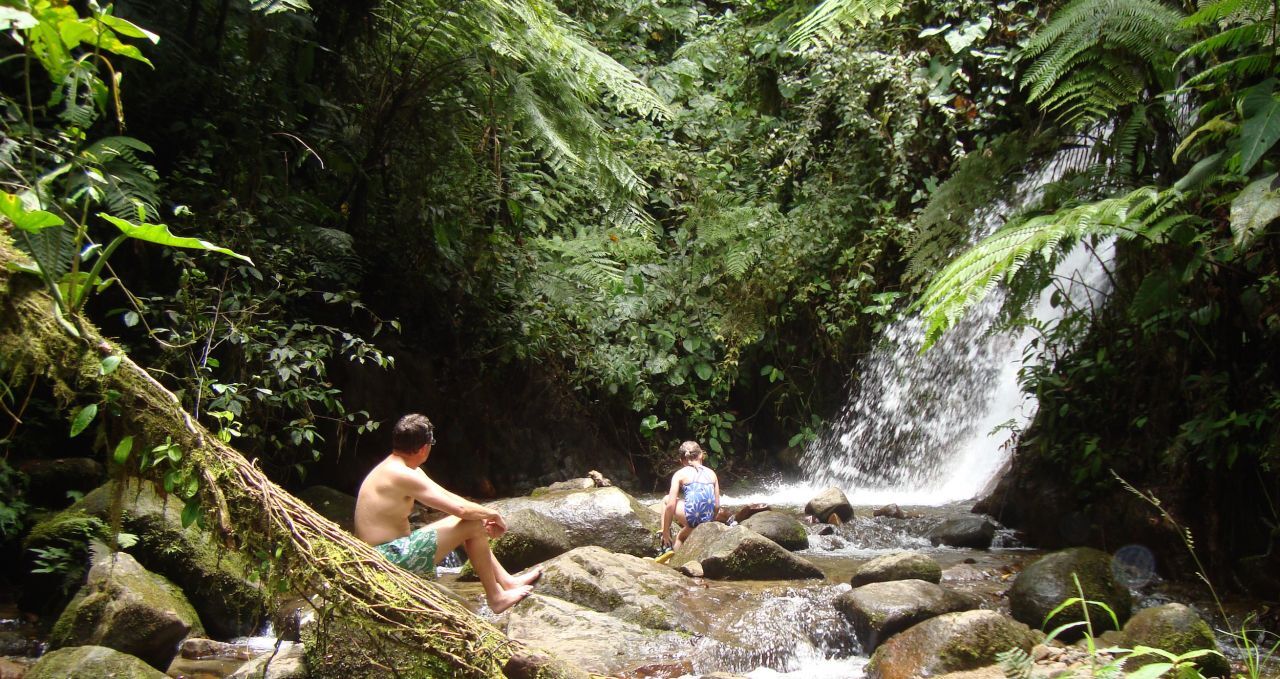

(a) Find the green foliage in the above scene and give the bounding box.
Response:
[0,459,30,539]
[788,0,905,49]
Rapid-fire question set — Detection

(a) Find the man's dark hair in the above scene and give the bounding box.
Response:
[391,413,436,452]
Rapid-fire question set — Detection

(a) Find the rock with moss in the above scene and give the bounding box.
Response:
[493,508,575,571]
[29,478,268,638]
[740,511,809,551]
[804,488,853,523]
[536,546,697,631]
[489,486,661,557]
[670,522,823,580]
[851,551,942,587]
[1008,547,1131,639]
[1121,604,1229,677]
[49,544,204,670]
[25,645,168,679]
[835,579,978,651]
[866,610,1039,679]
[301,607,477,678]
[926,516,997,549]
[503,594,686,676]
[296,486,357,534]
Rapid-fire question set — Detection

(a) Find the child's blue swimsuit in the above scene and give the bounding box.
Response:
[683,465,716,527]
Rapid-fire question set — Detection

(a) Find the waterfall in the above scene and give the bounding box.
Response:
[799,147,1113,506]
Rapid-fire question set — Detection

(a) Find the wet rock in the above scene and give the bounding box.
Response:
[28,479,266,638]
[804,487,853,523]
[49,544,203,670]
[731,504,770,524]
[926,515,997,549]
[179,638,254,660]
[490,508,574,573]
[0,615,41,656]
[18,458,104,509]
[0,657,35,678]
[24,645,167,679]
[491,486,662,557]
[504,594,685,676]
[537,546,695,630]
[1121,604,1229,677]
[851,552,942,587]
[670,522,824,580]
[929,668,1006,679]
[807,524,836,536]
[835,579,978,651]
[539,478,595,493]
[503,649,591,679]
[874,504,907,520]
[296,486,357,533]
[740,511,809,551]
[866,610,1039,679]
[227,641,307,679]
[677,561,704,578]
[621,659,693,678]
[1008,547,1131,639]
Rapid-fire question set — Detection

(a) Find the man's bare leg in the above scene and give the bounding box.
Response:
[431,517,534,613]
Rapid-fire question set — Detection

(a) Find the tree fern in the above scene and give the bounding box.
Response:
[64,136,161,221]
[913,186,1188,349]
[787,0,904,49]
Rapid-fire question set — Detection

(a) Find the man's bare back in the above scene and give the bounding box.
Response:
[354,454,419,546]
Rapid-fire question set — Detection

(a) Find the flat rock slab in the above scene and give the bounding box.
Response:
[491,486,661,557]
[538,546,697,630]
[671,522,823,580]
[851,551,942,587]
[504,594,687,676]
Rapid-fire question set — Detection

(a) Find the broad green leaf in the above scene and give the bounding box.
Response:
[1124,662,1174,679]
[113,435,134,465]
[944,17,990,53]
[70,404,98,437]
[1229,173,1280,250]
[0,193,64,232]
[97,13,159,43]
[694,362,713,380]
[1239,80,1280,174]
[181,499,201,528]
[100,354,122,375]
[98,213,253,264]
[0,8,38,30]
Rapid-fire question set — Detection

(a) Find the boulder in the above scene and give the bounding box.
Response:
[1008,547,1131,639]
[670,522,823,580]
[492,508,574,572]
[490,486,661,557]
[804,487,853,523]
[851,551,942,587]
[537,546,695,630]
[874,504,907,520]
[166,638,259,678]
[740,511,809,551]
[18,457,104,508]
[227,642,308,679]
[835,579,978,651]
[296,486,357,533]
[502,650,592,679]
[1121,604,1229,677]
[503,594,686,676]
[866,610,1039,679]
[927,516,997,549]
[49,545,203,670]
[28,479,267,638]
[25,645,167,679]
[538,478,595,493]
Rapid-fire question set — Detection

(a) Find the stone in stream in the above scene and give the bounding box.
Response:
[834,579,978,652]
[457,507,574,579]
[1007,547,1132,639]
[226,641,308,679]
[804,487,853,523]
[851,551,942,586]
[503,649,591,679]
[873,504,907,519]
[49,543,203,670]
[503,594,686,676]
[670,522,824,580]
[865,610,1039,679]
[926,515,997,549]
[24,645,168,679]
[536,546,697,630]
[489,486,661,557]
[739,511,809,551]
[1120,603,1229,677]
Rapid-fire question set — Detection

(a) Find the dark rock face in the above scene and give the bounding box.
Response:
[670,522,824,580]
[18,457,104,509]
[1121,604,1230,678]
[804,488,853,523]
[834,579,977,651]
[296,486,357,534]
[1008,547,1132,639]
[926,516,997,549]
[740,511,809,552]
[851,551,942,587]
[865,610,1039,679]
[25,645,168,679]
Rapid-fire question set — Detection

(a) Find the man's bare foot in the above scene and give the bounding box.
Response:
[505,567,542,588]
[487,585,533,614]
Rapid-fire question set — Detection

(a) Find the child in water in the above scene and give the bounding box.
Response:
[660,441,721,551]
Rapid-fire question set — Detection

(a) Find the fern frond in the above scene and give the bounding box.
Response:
[1181,0,1271,29]
[1181,53,1273,90]
[70,136,161,221]
[1176,21,1271,65]
[787,0,904,48]
[914,186,1182,349]
[249,0,311,13]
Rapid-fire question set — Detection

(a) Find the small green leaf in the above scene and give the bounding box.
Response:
[70,404,98,437]
[694,362,713,380]
[113,435,134,465]
[98,213,253,264]
[1123,662,1174,679]
[181,499,201,528]
[1229,173,1280,250]
[99,354,122,375]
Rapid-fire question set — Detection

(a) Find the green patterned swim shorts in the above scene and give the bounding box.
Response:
[375,526,439,577]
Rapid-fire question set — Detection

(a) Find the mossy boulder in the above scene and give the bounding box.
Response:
[804,487,853,523]
[851,551,942,587]
[1008,547,1132,639]
[503,594,686,676]
[25,645,167,679]
[670,522,824,580]
[926,516,997,549]
[296,486,357,534]
[489,486,661,557]
[1121,604,1229,677]
[492,508,575,571]
[866,610,1039,679]
[836,579,978,652]
[301,608,471,678]
[536,546,696,631]
[740,511,809,551]
[30,479,267,638]
[49,545,203,670]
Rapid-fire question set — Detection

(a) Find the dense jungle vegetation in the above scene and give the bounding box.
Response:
[1,0,1279,599]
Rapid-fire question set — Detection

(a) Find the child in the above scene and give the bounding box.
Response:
[660,441,721,551]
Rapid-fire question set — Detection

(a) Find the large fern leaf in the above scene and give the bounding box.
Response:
[787,0,904,48]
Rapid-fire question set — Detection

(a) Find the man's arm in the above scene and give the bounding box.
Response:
[403,468,504,528]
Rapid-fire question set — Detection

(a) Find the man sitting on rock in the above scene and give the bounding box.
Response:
[355,413,540,613]
[661,441,721,551]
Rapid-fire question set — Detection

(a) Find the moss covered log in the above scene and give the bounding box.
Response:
[0,233,572,678]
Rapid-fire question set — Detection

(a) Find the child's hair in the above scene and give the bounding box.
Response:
[679,441,703,463]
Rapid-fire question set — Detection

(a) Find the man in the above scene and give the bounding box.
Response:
[355,413,540,613]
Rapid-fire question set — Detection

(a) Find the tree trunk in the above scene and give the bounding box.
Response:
[0,233,575,678]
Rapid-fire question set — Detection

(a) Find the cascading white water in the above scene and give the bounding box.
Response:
[799,146,1113,506]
